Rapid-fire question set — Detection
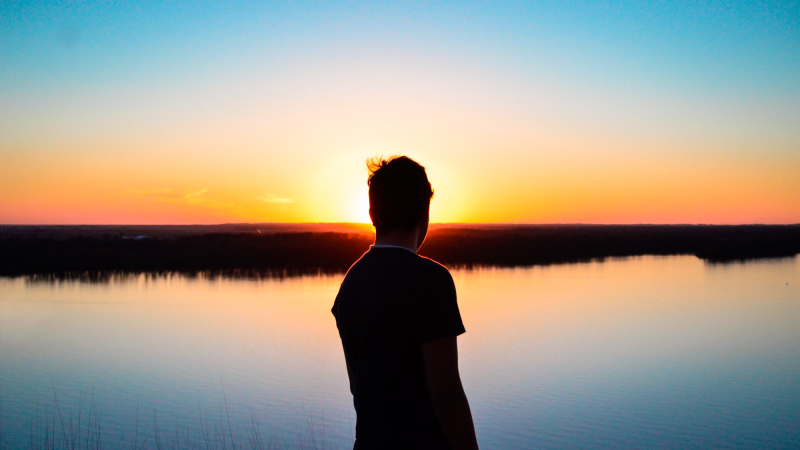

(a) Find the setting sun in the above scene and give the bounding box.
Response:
[349,192,372,225]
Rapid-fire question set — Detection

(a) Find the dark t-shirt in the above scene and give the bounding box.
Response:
[332,247,466,450]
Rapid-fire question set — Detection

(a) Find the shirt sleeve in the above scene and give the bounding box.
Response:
[415,265,466,344]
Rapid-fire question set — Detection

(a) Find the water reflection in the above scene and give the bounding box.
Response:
[20,268,348,285]
[15,254,797,286]
[1,256,798,449]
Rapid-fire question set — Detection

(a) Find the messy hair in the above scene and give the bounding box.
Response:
[367,156,434,232]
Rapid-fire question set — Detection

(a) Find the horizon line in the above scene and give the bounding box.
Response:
[2,222,799,227]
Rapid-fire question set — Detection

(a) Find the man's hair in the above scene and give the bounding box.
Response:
[367,156,434,232]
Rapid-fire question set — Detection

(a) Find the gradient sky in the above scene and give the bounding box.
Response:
[1,1,798,224]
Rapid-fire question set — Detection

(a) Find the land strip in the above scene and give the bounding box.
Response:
[1,225,798,276]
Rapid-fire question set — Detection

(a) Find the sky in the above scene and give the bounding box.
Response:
[1,0,798,224]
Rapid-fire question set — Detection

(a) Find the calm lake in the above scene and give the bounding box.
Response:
[1,256,798,449]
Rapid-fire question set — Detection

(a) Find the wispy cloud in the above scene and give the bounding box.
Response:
[256,193,293,204]
[183,189,208,199]
[127,188,245,214]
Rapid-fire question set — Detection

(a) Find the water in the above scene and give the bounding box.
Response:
[1,256,798,449]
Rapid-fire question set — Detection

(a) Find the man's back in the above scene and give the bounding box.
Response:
[332,246,466,449]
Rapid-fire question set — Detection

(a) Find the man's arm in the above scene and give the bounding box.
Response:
[342,347,355,395]
[422,336,480,450]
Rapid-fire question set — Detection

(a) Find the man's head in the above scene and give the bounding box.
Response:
[367,156,433,235]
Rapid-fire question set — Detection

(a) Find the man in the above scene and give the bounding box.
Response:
[332,156,480,450]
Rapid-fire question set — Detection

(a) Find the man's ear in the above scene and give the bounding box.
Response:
[419,209,430,228]
[416,211,430,250]
[368,208,374,225]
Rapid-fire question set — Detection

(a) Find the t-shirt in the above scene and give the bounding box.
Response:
[332,247,466,450]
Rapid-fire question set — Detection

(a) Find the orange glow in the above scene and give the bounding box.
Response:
[2,3,799,226]
[1,89,798,225]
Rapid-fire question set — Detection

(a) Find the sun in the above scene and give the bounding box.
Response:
[349,191,372,224]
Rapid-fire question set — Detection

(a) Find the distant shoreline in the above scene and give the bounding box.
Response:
[1,224,798,276]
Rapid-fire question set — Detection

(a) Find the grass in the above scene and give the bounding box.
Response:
[0,385,344,450]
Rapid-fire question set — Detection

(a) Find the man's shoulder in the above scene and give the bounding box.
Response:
[341,249,452,282]
[412,255,455,290]
[415,255,450,275]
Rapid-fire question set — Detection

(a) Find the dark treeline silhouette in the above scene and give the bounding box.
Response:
[422,225,800,266]
[0,222,372,239]
[1,225,798,276]
[0,232,372,276]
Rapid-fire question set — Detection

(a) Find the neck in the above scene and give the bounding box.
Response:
[374,229,419,254]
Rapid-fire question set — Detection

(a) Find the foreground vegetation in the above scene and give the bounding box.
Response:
[0,387,341,450]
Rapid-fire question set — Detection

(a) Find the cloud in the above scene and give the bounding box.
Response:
[183,189,209,200]
[127,188,245,214]
[128,188,208,203]
[256,193,293,204]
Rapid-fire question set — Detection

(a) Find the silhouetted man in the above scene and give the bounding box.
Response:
[332,156,480,450]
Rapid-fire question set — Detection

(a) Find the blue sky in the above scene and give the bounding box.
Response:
[3,1,797,94]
